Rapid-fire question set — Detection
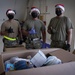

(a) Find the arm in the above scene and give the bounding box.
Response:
[47,19,54,34]
[18,24,24,44]
[47,26,52,34]
[1,31,8,36]
[18,24,23,39]
[1,23,8,36]
[47,21,51,34]
[21,20,29,36]
[42,30,46,43]
[66,17,73,45]
[65,17,73,51]
[67,29,73,45]
[22,29,29,36]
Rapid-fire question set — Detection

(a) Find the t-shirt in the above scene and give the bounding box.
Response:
[1,19,21,38]
[23,19,45,39]
[48,16,73,41]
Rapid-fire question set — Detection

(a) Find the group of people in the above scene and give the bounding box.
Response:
[0,4,73,52]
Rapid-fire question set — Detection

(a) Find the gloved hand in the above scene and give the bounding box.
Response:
[29,27,36,34]
[7,27,14,33]
[50,27,56,34]
[65,44,70,52]
[19,39,23,44]
[41,43,46,48]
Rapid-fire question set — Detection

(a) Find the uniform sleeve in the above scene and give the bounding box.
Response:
[47,19,52,30]
[17,21,23,39]
[40,21,46,31]
[66,17,73,30]
[18,22,21,30]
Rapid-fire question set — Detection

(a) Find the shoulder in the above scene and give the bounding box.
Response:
[63,16,71,21]
[52,16,56,19]
[63,16,69,19]
[24,19,32,24]
[50,17,57,21]
[13,19,19,23]
[37,19,44,24]
[1,20,8,26]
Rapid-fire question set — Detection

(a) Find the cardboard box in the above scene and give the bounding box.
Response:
[4,45,25,52]
[0,48,75,75]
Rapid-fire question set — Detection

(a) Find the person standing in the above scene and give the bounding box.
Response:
[1,9,23,51]
[47,4,73,51]
[22,7,46,49]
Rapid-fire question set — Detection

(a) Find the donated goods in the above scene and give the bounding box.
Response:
[4,57,34,72]
[4,50,62,72]
[30,50,47,67]
[43,56,62,66]
[14,60,29,70]
[30,50,62,67]
[10,57,30,64]
[4,60,14,72]
[5,63,14,72]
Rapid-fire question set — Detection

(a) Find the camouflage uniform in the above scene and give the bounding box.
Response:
[22,19,45,49]
[1,19,21,48]
[48,16,73,49]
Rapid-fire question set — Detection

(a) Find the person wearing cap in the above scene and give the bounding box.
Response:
[1,9,23,51]
[22,7,46,49]
[47,4,73,52]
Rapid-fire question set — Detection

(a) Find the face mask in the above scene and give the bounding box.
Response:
[31,11,38,18]
[7,14,14,19]
[55,10,62,16]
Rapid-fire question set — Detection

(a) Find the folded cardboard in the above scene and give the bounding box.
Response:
[0,48,75,75]
[4,45,25,52]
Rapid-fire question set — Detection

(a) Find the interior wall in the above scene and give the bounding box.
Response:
[14,0,27,21]
[0,0,27,30]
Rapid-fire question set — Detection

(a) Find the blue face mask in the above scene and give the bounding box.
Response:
[55,10,62,16]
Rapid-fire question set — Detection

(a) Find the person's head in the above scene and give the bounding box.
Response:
[6,9,16,20]
[55,4,65,16]
[30,6,40,18]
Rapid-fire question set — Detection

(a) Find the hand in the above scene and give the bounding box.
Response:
[50,27,56,34]
[19,39,23,44]
[29,28,36,34]
[65,44,70,52]
[41,43,46,48]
